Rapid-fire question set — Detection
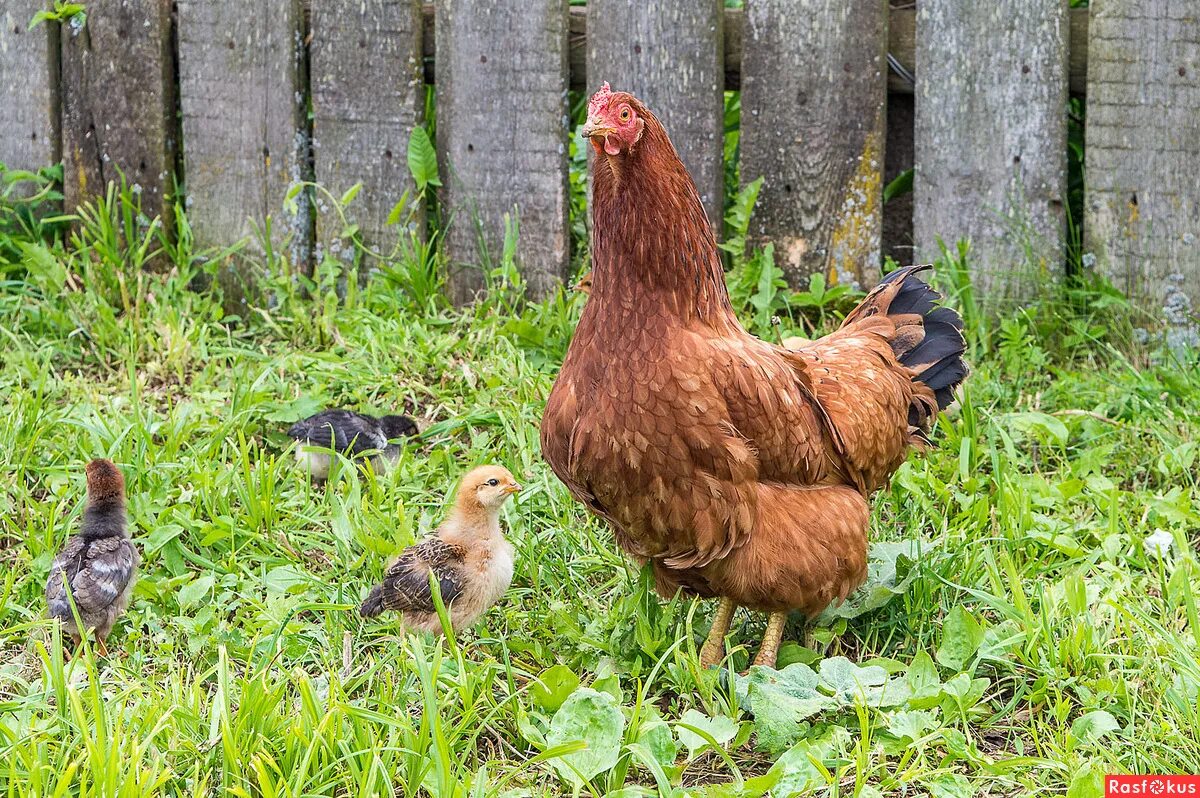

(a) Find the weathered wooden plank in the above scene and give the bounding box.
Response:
[0,3,59,177]
[177,0,308,264]
[436,0,569,303]
[1085,0,1199,313]
[60,0,174,222]
[741,0,887,288]
[587,0,724,227]
[311,0,423,266]
[914,0,1068,302]
[418,6,1091,95]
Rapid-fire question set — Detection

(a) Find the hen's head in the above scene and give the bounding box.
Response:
[582,83,646,157]
[85,458,125,504]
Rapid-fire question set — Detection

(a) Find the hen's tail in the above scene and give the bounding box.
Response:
[842,264,968,426]
[358,586,386,618]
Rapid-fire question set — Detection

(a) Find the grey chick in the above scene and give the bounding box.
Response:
[359,465,520,634]
[286,409,418,481]
[46,459,140,657]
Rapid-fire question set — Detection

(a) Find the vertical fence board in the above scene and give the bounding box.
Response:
[587,0,724,229]
[436,0,569,303]
[60,0,173,222]
[0,4,58,176]
[740,0,886,288]
[177,0,306,264]
[1085,0,1200,310]
[311,0,423,266]
[915,0,1068,302]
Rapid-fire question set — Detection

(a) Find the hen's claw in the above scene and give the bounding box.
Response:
[752,612,788,669]
[699,597,736,668]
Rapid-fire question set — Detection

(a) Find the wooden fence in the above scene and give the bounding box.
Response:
[1,1,1198,313]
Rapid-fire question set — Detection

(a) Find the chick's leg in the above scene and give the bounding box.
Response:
[699,597,736,668]
[95,636,109,658]
[752,612,788,668]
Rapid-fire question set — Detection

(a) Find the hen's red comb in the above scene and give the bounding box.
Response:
[588,82,615,117]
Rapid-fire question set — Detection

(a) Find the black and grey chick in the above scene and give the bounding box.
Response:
[287,409,418,481]
[46,459,140,656]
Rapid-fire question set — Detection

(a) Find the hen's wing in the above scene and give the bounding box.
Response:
[359,539,466,617]
[47,536,138,620]
[288,410,387,457]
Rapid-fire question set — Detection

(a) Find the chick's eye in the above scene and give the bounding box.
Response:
[486,478,499,487]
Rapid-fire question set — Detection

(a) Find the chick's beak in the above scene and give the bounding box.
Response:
[504,483,522,495]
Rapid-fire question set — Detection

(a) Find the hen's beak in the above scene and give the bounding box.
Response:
[504,483,522,495]
[580,119,614,140]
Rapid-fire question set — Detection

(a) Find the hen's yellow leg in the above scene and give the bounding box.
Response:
[699,597,736,668]
[752,612,788,668]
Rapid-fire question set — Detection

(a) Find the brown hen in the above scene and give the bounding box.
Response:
[540,84,968,668]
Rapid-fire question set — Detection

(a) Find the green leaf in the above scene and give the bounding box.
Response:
[407,126,441,190]
[740,664,833,754]
[385,191,411,226]
[1003,411,1070,447]
[264,565,309,595]
[817,657,888,703]
[882,168,913,204]
[820,539,930,621]
[886,709,938,742]
[339,182,363,207]
[545,688,624,789]
[768,726,847,796]
[929,774,976,798]
[177,573,216,610]
[636,720,679,770]
[936,605,986,671]
[1067,762,1105,798]
[1070,710,1121,748]
[676,708,739,760]
[529,664,579,712]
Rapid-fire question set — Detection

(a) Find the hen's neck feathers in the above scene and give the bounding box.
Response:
[589,111,736,326]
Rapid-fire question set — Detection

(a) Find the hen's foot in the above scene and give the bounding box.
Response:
[699,597,736,668]
[751,612,788,668]
[96,638,110,658]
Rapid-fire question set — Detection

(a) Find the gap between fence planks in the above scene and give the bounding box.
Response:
[417,5,1091,95]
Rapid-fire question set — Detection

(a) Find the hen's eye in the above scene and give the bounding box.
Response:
[486,478,499,486]
[619,107,631,122]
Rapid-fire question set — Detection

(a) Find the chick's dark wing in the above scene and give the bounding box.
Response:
[376,539,466,613]
[46,536,87,616]
[288,410,386,456]
[70,537,139,614]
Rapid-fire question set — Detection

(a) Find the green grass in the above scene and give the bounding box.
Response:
[0,185,1198,797]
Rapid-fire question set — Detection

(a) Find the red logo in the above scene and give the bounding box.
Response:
[1107,777,1200,796]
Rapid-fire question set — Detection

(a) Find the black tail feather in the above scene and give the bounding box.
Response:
[848,265,968,424]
